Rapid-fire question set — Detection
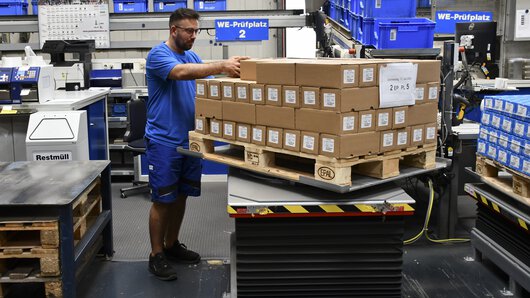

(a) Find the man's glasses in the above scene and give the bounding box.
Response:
[174,26,201,35]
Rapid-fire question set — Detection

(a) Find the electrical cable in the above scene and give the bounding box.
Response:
[404,178,470,245]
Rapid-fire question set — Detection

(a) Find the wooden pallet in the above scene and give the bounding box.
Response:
[72,179,102,246]
[0,219,59,250]
[0,247,59,277]
[475,155,530,206]
[0,280,62,298]
[189,131,437,187]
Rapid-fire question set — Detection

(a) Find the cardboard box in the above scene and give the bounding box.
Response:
[237,123,251,143]
[266,85,282,106]
[380,130,396,152]
[301,131,319,155]
[283,130,301,152]
[408,103,437,126]
[396,127,411,149]
[296,109,358,135]
[196,79,208,98]
[252,125,266,146]
[223,121,236,140]
[376,109,393,131]
[301,87,320,109]
[235,81,252,103]
[359,110,376,133]
[194,117,209,134]
[411,125,424,146]
[392,107,408,129]
[415,84,427,104]
[424,123,437,144]
[320,87,379,112]
[320,132,380,158]
[195,98,223,119]
[414,60,441,84]
[221,81,235,101]
[250,83,265,105]
[296,61,359,88]
[210,119,222,137]
[256,106,295,129]
[240,59,272,81]
[208,80,221,100]
[427,82,439,102]
[267,127,284,149]
[256,60,296,85]
[283,86,300,108]
[222,102,256,124]
[359,63,378,87]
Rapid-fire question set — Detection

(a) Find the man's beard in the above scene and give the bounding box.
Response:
[175,37,193,51]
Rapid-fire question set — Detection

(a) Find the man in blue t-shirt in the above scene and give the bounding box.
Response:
[145,8,247,281]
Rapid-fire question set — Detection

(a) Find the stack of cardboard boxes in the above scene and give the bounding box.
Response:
[194,58,440,159]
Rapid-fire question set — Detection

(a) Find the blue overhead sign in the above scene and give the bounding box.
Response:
[435,11,494,34]
[215,19,269,41]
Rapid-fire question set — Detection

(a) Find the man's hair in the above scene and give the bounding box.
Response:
[169,8,200,27]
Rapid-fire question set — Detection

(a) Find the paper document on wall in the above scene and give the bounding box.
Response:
[515,10,530,39]
[379,63,417,108]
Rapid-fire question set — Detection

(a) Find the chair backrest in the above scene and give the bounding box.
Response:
[123,97,147,143]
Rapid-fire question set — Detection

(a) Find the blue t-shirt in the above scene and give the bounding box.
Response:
[145,42,203,147]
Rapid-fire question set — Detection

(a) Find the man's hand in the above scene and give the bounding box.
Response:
[222,56,251,78]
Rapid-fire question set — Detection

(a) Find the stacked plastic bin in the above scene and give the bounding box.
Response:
[114,0,148,14]
[0,0,28,15]
[326,0,435,49]
[154,0,187,12]
[194,0,226,11]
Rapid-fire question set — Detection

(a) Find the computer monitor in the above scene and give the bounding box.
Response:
[455,22,497,65]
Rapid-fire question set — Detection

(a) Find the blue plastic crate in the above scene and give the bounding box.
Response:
[351,14,361,41]
[360,17,375,45]
[359,0,416,18]
[194,0,226,11]
[31,0,36,14]
[350,0,360,14]
[339,6,349,27]
[329,3,338,20]
[417,0,431,8]
[114,0,147,14]
[0,1,27,15]
[154,0,186,12]
[372,17,435,49]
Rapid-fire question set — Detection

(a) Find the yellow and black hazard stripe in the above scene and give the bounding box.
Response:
[227,203,414,217]
[466,187,529,232]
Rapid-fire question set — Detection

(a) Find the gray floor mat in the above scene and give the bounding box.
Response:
[110,181,234,261]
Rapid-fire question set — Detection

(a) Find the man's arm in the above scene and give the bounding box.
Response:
[168,56,248,80]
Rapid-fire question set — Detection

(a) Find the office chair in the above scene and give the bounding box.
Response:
[120,97,150,198]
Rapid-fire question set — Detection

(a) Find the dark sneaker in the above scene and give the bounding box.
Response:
[164,241,201,264]
[148,252,178,281]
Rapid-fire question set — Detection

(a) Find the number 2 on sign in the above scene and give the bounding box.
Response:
[239,30,246,39]
[389,84,410,91]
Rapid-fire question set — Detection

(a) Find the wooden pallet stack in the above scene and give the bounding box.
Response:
[191,58,440,187]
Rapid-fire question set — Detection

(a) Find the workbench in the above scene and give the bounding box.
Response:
[0,161,113,298]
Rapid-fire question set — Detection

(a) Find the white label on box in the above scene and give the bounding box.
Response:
[413,128,423,142]
[397,131,408,145]
[268,88,279,102]
[512,140,522,153]
[252,128,263,142]
[237,86,247,99]
[252,88,262,101]
[390,29,397,41]
[395,110,405,125]
[502,119,513,132]
[383,133,394,147]
[479,129,488,140]
[511,155,521,168]
[499,136,508,148]
[379,63,417,108]
[505,102,514,114]
[303,135,315,150]
[415,87,425,101]
[525,143,530,157]
[488,146,497,158]
[484,98,493,108]
[492,115,501,128]
[268,130,279,144]
[527,127,530,139]
[119,3,123,10]
[323,93,336,108]
[361,114,373,129]
[223,86,232,98]
[524,160,530,174]
[303,91,316,105]
[498,150,508,164]
[224,123,233,136]
[363,68,374,82]
[494,99,503,111]
[322,138,335,153]
[376,0,382,8]
[238,126,248,139]
[197,83,205,96]
[285,90,297,104]
[195,119,203,131]
[211,121,220,134]
[159,2,164,9]
[426,127,436,140]
[428,86,438,100]
[285,133,296,147]
[210,85,219,97]
[343,116,355,131]
[515,122,525,136]
[488,133,498,144]
[481,113,491,125]
[517,105,528,117]
[378,112,389,127]
[343,69,355,84]
[478,142,486,154]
